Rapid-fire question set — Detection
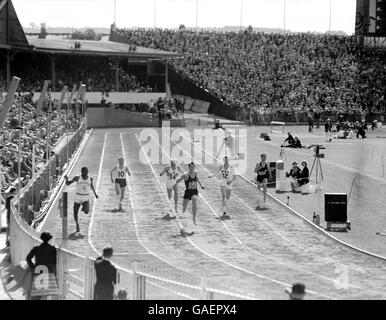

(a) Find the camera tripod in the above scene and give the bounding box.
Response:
[310,154,324,183]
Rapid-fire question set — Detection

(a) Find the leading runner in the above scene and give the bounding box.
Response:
[160,159,184,215]
[65,167,98,232]
[208,156,236,218]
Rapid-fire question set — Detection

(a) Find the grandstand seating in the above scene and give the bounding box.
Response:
[115,29,386,118]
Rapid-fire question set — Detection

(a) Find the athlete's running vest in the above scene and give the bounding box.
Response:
[185,173,198,190]
[115,165,127,179]
[220,165,233,181]
[256,162,268,177]
[76,176,91,195]
[166,167,179,180]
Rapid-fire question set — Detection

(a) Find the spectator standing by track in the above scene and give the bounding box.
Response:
[94,246,117,300]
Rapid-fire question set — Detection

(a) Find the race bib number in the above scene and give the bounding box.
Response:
[188,181,197,189]
[118,171,125,178]
[168,172,178,180]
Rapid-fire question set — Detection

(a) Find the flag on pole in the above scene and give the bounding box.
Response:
[0,76,20,128]
[166,82,171,98]
[67,84,76,106]
[36,80,50,116]
[58,86,68,111]
[76,83,82,102]
[32,144,36,178]
[79,84,86,102]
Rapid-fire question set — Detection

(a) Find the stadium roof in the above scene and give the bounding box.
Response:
[0,0,179,61]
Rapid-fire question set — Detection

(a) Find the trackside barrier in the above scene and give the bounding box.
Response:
[270,121,285,133]
[15,120,86,227]
[8,126,257,300]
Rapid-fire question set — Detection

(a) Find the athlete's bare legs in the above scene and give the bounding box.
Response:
[182,198,189,213]
[172,184,178,212]
[191,195,198,225]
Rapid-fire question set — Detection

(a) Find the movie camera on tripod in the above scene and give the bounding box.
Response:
[310,144,325,182]
[313,144,325,159]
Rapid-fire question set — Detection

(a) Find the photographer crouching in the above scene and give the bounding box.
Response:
[282,132,302,148]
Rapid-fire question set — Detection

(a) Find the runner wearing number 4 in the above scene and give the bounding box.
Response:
[208,156,236,219]
[111,157,131,210]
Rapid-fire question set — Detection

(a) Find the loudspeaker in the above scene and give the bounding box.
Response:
[325,193,347,222]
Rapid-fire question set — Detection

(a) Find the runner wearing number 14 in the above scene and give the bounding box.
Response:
[111,157,131,210]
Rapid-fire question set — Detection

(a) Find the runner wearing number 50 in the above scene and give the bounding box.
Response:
[111,157,131,210]
[208,156,236,219]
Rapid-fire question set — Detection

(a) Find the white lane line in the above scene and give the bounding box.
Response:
[134,133,330,300]
[181,132,307,250]
[186,131,386,264]
[88,133,193,300]
[133,133,258,299]
[167,134,382,296]
[120,133,208,287]
[38,128,93,232]
[114,252,153,255]
[146,280,198,300]
[157,133,338,299]
[88,132,107,256]
[182,132,386,296]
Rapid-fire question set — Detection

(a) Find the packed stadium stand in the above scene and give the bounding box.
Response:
[115,28,386,121]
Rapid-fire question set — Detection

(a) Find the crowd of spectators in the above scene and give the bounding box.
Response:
[0,93,77,195]
[116,28,386,116]
[112,96,185,120]
[5,56,154,93]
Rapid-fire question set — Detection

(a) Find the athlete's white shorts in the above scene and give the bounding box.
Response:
[220,180,232,190]
[74,194,90,204]
[166,180,177,189]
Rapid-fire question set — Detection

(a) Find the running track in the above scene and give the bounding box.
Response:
[41,128,386,300]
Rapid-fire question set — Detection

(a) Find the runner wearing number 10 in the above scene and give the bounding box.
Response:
[111,157,131,210]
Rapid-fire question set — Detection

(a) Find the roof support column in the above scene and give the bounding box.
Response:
[164,59,168,95]
[50,54,56,92]
[6,50,11,87]
[115,58,120,92]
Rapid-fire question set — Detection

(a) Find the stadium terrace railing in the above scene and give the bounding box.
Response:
[8,123,256,300]
[17,121,86,228]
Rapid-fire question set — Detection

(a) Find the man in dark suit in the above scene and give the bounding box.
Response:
[26,231,57,299]
[94,246,117,300]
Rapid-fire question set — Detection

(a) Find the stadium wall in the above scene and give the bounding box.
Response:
[86,107,185,128]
